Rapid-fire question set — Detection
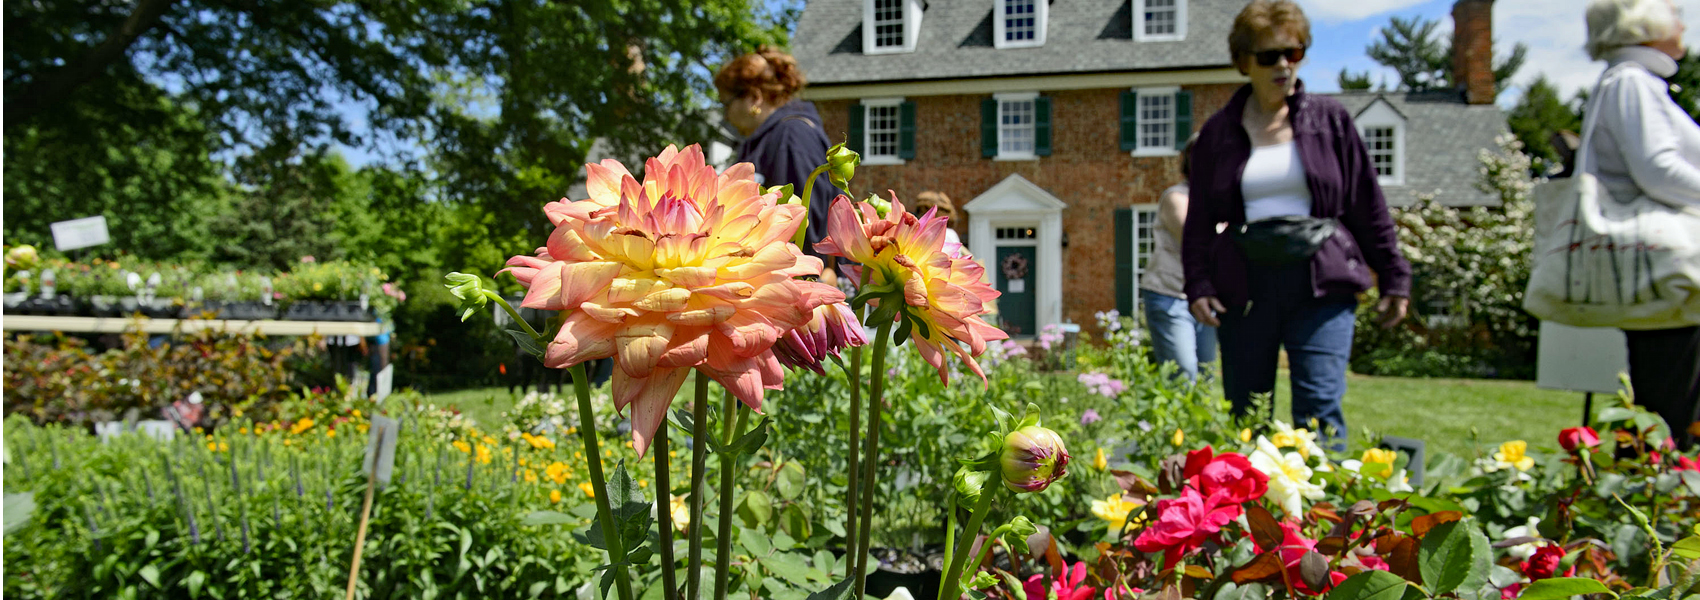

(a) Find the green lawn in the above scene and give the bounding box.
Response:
[425,373,1588,462]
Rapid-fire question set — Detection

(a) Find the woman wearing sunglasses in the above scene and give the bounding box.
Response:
[1180,0,1411,450]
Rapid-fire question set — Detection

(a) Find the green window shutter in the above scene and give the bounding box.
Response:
[1034,96,1052,157]
[1119,90,1138,152]
[981,98,999,158]
[848,103,865,155]
[1115,208,1135,316]
[1174,90,1193,150]
[898,101,916,159]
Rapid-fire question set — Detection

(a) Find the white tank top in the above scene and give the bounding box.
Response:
[1241,141,1313,221]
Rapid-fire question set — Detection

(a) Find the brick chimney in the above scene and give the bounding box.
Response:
[1451,0,1496,104]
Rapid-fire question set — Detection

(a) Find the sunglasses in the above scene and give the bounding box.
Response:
[1252,46,1307,67]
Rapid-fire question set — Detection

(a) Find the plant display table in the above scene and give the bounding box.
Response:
[1,315,391,337]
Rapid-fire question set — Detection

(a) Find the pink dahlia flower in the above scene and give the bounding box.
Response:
[815,193,1008,383]
[501,145,843,456]
[772,302,867,374]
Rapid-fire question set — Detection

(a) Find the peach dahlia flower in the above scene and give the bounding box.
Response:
[502,145,843,456]
[815,194,1007,383]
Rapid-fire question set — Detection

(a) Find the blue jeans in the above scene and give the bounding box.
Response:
[1216,263,1356,451]
[1142,289,1218,382]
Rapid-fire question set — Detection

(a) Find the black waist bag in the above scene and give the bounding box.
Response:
[1231,216,1339,267]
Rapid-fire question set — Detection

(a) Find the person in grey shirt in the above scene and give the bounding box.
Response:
[1140,135,1217,382]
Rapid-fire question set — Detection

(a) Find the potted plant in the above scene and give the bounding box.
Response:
[277,259,377,322]
[191,271,278,320]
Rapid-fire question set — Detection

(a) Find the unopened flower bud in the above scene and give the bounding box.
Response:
[1000,425,1070,493]
[827,143,860,190]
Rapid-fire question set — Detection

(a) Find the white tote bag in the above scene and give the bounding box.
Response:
[1524,66,1700,330]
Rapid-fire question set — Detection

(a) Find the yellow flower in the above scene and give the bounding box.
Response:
[1093,448,1108,471]
[524,469,538,484]
[639,480,649,488]
[482,435,498,446]
[1494,440,1535,471]
[239,427,249,435]
[326,428,336,438]
[1172,429,1185,447]
[1091,493,1141,530]
[550,489,562,504]
[313,282,324,291]
[527,435,556,450]
[669,450,677,458]
[476,444,492,464]
[1240,428,1253,443]
[453,440,471,454]
[579,482,596,498]
[232,407,244,418]
[206,441,229,452]
[669,496,691,532]
[1360,448,1398,479]
[519,458,530,467]
[351,409,362,419]
[546,462,571,485]
[290,418,316,435]
[357,423,369,434]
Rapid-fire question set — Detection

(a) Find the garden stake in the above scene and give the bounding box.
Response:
[344,424,388,600]
[843,344,865,564]
[199,459,226,542]
[712,384,749,600]
[230,452,252,554]
[292,453,304,498]
[853,321,894,600]
[570,361,635,600]
[655,419,679,600]
[686,370,712,600]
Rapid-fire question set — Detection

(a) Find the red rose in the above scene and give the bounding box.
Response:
[1674,455,1699,472]
[1182,447,1270,505]
[1500,583,1522,599]
[1557,427,1600,452]
[1521,545,1571,581]
[1134,487,1242,564]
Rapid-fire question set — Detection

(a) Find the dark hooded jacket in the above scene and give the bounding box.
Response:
[1182,81,1412,309]
[736,100,840,259]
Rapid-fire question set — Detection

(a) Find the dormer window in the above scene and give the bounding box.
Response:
[864,0,923,54]
[1133,0,1187,42]
[1353,98,1406,186]
[995,0,1048,49]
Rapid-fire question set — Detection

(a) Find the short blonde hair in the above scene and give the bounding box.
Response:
[912,191,956,219]
[1585,0,1681,60]
[1228,0,1312,74]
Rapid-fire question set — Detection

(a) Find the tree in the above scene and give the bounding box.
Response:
[1508,75,1583,175]
[1671,53,1700,122]
[1365,15,1527,97]
[1339,68,1373,91]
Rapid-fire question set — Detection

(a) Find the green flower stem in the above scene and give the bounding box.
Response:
[938,494,957,595]
[791,164,833,248]
[655,423,678,600]
[486,292,544,341]
[686,371,712,600]
[939,486,997,600]
[852,322,894,600]
[713,383,748,600]
[571,362,633,600]
[842,346,865,575]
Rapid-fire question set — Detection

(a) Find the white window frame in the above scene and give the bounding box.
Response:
[1130,86,1180,158]
[994,0,1047,49]
[1133,0,1187,43]
[863,0,922,55]
[1354,100,1406,186]
[860,97,907,166]
[1131,204,1160,320]
[994,92,1040,161]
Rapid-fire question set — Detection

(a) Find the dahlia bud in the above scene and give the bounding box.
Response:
[1000,425,1070,493]
[826,143,860,191]
[6,245,38,270]
[1558,426,1600,452]
[773,302,868,374]
[444,272,491,322]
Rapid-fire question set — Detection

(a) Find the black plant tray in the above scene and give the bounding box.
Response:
[284,300,372,322]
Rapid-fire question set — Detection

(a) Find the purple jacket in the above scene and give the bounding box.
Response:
[1182,82,1411,309]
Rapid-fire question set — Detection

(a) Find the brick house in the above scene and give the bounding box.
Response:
[791,0,1506,337]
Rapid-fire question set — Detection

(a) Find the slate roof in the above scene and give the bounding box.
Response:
[792,0,1239,85]
[1329,90,1507,207]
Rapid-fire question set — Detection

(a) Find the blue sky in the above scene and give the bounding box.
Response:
[1297,0,1700,104]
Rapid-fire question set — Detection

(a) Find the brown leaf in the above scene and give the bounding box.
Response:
[1347,500,1379,519]
[1111,469,1160,496]
[1157,454,1187,495]
[1411,511,1462,538]
[1316,536,1348,556]
[1492,536,1544,549]
[1043,533,1065,575]
[1028,525,1057,561]
[1388,537,1422,583]
[1299,551,1331,591]
[1154,585,1183,600]
[1183,565,1214,579]
[1377,498,1410,513]
[1247,503,1284,550]
[1309,506,1343,524]
[1232,552,1286,584]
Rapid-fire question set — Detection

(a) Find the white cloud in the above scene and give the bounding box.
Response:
[1298,0,1434,22]
[1499,0,1700,101]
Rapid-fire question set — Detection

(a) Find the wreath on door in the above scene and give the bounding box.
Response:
[1001,253,1029,283]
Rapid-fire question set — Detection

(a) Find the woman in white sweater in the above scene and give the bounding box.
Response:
[1584,0,1699,448]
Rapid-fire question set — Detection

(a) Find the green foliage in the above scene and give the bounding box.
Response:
[1352,135,1538,379]
[1670,53,1700,122]
[1339,68,1374,92]
[1508,75,1584,176]
[1365,15,1526,97]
